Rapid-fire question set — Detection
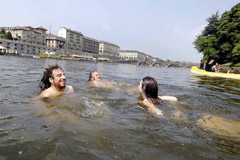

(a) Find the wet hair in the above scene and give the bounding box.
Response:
[88,70,96,81]
[39,65,63,90]
[142,76,160,105]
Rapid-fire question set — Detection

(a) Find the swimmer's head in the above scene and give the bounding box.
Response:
[40,65,65,90]
[89,71,101,81]
[139,76,159,104]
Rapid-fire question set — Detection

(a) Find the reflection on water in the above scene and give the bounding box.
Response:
[0,56,240,159]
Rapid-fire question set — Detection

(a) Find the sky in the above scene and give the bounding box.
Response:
[1,0,239,62]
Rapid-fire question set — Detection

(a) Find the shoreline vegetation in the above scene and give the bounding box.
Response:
[194,2,240,67]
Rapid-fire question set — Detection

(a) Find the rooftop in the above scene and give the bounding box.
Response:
[120,50,146,55]
[99,40,120,48]
[36,26,47,31]
[62,27,83,36]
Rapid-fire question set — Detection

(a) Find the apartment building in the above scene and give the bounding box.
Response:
[46,34,65,49]
[0,38,55,55]
[99,41,120,57]
[8,26,47,45]
[58,27,83,51]
[119,50,146,61]
[35,26,47,45]
[83,36,99,54]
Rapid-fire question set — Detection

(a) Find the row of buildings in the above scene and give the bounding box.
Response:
[0,26,161,63]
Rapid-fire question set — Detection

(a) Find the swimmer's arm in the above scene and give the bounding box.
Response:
[104,81,120,90]
[159,96,177,102]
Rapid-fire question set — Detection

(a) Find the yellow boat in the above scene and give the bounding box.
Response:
[191,66,240,79]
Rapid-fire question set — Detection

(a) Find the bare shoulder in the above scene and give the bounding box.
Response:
[38,89,51,98]
[139,101,163,115]
[159,96,177,102]
[66,85,74,92]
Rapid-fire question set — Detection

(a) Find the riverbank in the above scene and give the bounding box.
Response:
[0,53,198,68]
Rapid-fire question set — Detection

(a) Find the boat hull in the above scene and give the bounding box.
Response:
[191,66,240,79]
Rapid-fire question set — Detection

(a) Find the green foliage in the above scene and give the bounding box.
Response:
[232,43,240,63]
[194,3,240,65]
[5,32,13,40]
[0,29,13,40]
[202,12,220,37]
[233,63,240,67]
[0,28,6,35]
[0,28,6,39]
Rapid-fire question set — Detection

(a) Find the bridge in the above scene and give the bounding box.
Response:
[137,61,191,68]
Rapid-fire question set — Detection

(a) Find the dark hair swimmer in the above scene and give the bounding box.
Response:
[138,76,177,115]
[38,65,74,98]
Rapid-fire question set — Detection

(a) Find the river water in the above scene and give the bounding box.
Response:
[0,56,239,160]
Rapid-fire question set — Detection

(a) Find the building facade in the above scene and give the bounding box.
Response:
[99,41,120,57]
[6,26,47,46]
[35,26,47,46]
[58,27,83,51]
[46,34,65,49]
[146,55,155,63]
[83,36,99,54]
[0,38,56,55]
[119,50,146,61]
[0,27,18,32]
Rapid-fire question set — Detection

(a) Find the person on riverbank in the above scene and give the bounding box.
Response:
[227,67,234,74]
[138,76,177,115]
[212,63,222,72]
[39,65,74,98]
[203,61,207,70]
[205,59,215,72]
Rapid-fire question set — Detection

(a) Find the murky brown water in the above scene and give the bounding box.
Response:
[0,56,239,160]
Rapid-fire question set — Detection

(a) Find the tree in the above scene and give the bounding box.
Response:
[232,43,240,63]
[194,2,240,65]
[0,28,6,39]
[217,3,240,64]
[202,12,220,37]
[5,31,13,40]
[0,28,6,35]
[194,12,220,64]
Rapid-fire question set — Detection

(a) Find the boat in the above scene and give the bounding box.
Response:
[191,66,240,79]
[32,55,40,58]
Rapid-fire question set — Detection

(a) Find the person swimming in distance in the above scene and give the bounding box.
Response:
[88,70,101,87]
[138,76,178,115]
[88,71,120,90]
[39,65,74,98]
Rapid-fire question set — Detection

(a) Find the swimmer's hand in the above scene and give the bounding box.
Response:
[159,96,177,102]
[139,101,163,115]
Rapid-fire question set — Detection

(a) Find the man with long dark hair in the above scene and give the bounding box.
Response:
[39,65,73,98]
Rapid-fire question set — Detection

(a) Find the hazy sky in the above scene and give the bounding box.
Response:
[1,0,239,62]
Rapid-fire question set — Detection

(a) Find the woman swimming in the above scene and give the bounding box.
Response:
[138,76,177,115]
